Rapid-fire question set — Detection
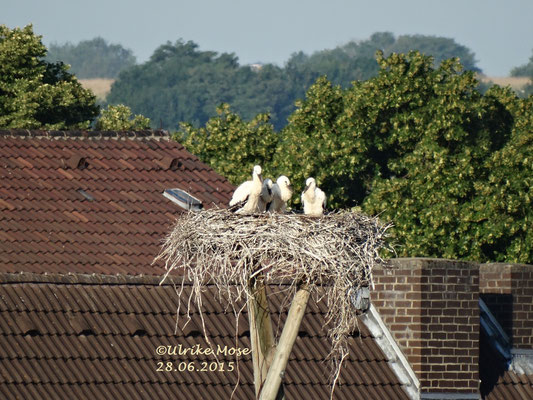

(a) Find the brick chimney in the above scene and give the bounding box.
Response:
[480,263,533,350]
[372,258,479,399]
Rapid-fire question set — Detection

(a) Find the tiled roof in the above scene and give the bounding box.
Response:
[480,316,533,400]
[0,272,409,399]
[0,130,411,398]
[0,130,235,276]
[486,373,533,400]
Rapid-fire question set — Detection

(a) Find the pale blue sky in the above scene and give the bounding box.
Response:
[2,0,532,76]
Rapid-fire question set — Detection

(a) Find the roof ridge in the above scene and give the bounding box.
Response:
[0,129,170,140]
[0,272,302,286]
[0,271,177,285]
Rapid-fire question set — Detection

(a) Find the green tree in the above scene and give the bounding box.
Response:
[177,103,278,185]
[271,51,531,263]
[106,33,481,132]
[107,39,296,131]
[472,88,532,262]
[0,24,99,129]
[348,53,529,263]
[284,32,480,93]
[95,104,150,130]
[271,76,350,207]
[46,37,136,79]
[389,34,479,72]
[283,32,392,94]
[107,40,242,129]
[231,63,296,131]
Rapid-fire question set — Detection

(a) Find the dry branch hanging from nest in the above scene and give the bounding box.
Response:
[155,209,391,384]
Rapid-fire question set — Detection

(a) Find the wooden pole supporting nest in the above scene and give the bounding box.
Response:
[248,276,280,398]
[259,283,310,400]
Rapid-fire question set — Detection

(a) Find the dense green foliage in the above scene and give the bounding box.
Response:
[107,40,294,131]
[95,104,151,130]
[286,32,479,91]
[356,57,526,262]
[387,34,479,72]
[271,77,352,205]
[0,25,99,129]
[107,33,483,131]
[473,89,532,263]
[177,103,278,184]
[181,51,532,264]
[46,37,136,79]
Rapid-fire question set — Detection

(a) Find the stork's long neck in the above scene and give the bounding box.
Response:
[307,184,316,200]
[251,171,263,196]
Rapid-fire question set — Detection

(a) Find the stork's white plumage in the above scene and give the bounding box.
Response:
[268,175,293,213]
[229,165,263,213]
[258,178,274,212]
[301,177,326,216]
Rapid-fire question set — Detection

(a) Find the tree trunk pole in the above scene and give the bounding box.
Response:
[259,283,310,400]
[247,277,277,398]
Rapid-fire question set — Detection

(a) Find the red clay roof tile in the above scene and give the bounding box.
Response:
[480,322,533,399]
[0,130,234,276]
[0,272,409,399]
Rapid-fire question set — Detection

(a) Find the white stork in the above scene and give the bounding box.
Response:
[268,175,293,213]
[301,177,326,216]
[229,165,263,213]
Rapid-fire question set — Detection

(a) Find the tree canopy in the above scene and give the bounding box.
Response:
[180,51,532,264]
[107,33,483,131]
[46,37,136,79]
[95,104,151,131]
[177,103,278,185]
[0,24,99,129]
[387,34,479,72]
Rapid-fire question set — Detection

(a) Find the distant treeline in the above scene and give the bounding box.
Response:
[46,37,136,79]
[47,33,533,130]
[108,32,480,130]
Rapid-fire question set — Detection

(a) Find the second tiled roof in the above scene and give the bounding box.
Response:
[0,130,235,275]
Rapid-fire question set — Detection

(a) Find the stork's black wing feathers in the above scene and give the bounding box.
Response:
[228,196,249,213]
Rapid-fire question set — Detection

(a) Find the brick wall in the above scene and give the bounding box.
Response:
[480,263,533,349]
[372,258,479,394]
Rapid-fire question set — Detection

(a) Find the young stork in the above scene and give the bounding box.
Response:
[268,175,293,213]
[258,178,274,212]
[229,165,263,213]
[301,177,326,216]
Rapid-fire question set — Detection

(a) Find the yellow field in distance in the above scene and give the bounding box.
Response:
[79,78,115,100]
[477,75,531,90]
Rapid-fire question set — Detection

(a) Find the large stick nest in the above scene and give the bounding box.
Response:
[155,209,391,384]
